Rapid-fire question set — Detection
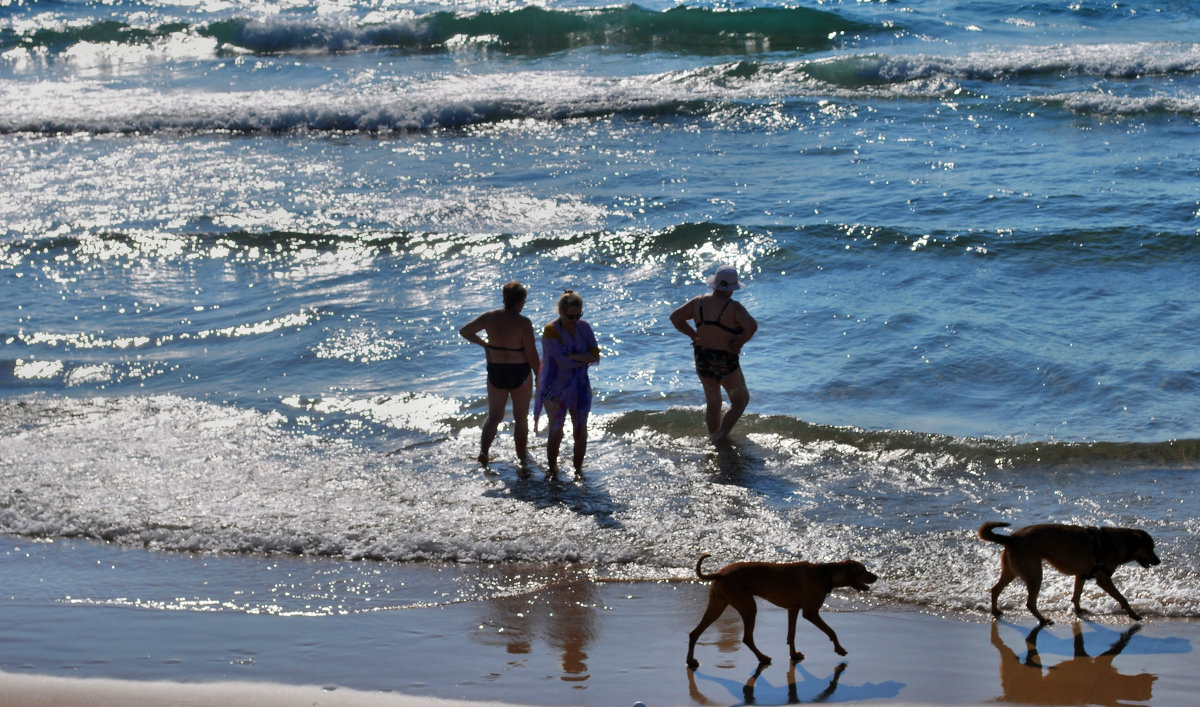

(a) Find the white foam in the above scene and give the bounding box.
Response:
[1,395,1197,618]
[13,359,64,379]
[6,40,1196,135]
[61,34,220,72]
[1039,90,1200,115]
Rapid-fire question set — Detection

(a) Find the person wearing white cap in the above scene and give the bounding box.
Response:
[669,264,758,442]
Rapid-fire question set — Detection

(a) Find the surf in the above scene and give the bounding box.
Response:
[3,6,874,59]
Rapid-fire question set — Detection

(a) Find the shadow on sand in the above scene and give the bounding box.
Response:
[704,437,801,499]
[480,458,625,530]
[687,661,904,705]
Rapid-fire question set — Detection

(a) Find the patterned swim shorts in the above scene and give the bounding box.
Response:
[693,345,740,380]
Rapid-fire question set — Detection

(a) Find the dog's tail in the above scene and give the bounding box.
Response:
[695,554,721,581]
[978,522,1013,545]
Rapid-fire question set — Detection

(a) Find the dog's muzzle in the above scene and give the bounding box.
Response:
[854,572,879,591]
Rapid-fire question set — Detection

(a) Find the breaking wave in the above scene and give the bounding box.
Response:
[5,40,1200,135]
[1,5,869,58]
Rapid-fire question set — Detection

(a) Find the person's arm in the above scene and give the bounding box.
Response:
[729,304,758,354]
[571,321,600,365]
[669,297,699,343]
[542,322,575,369]
[545,322,592,369]
[522,317,541,375]
[459,313,490,349]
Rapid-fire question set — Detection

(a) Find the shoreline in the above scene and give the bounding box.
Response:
[3,573,1197,707]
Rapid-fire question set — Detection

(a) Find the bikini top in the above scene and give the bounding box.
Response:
[695,299,744,335]
[487,343,524,352]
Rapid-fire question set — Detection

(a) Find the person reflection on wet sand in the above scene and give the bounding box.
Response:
[474,581,534,657]
[702,609,749,662]
[543,579,596,682]
[473,568,597,684]
[991,620,1154,705]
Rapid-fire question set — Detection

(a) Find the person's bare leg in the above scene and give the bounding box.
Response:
[479,382,509,464]
[700,376,724,435]
[712,369,750,442]
[571,411,587,476]
[510,376,533,461]
[545,399,563,475]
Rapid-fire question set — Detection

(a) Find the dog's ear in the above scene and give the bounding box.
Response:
[835,560,866,575]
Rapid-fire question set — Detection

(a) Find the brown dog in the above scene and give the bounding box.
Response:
[686,554,878,669]
[978,521,1160,624]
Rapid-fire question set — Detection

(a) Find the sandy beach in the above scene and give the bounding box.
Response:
[3,571,1197,707]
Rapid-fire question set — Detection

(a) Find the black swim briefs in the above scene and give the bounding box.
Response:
[487,362,532,390]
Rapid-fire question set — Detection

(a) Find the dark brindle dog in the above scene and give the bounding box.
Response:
[978,521,1160,624]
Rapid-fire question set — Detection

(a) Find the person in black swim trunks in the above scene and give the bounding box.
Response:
[460,281,541,465]
[669,264,758,442]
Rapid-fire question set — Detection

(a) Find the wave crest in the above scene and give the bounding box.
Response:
[606,409,1200,471]
[3,6,869,59]
[7,41,1199,136]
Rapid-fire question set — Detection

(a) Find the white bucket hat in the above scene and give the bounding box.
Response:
[706,264,742,292]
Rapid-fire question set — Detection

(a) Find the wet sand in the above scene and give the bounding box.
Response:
[2,575,1197,706]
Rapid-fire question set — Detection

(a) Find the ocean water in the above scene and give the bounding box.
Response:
[2,0,1200,634]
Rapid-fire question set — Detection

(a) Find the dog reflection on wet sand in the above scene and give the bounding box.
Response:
[686,662,847,705]
[686,553,878,668]
[991,621,1153,705]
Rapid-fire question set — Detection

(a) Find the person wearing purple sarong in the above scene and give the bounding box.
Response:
[534,290,600,476]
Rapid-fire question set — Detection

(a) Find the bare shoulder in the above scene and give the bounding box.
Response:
[730,299,755,318]
[460,309,493,333]
[670,295,703,320]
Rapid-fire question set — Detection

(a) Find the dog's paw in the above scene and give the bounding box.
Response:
[834,646,848,656]
[686,658,700,670]
[789,651,805,663]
